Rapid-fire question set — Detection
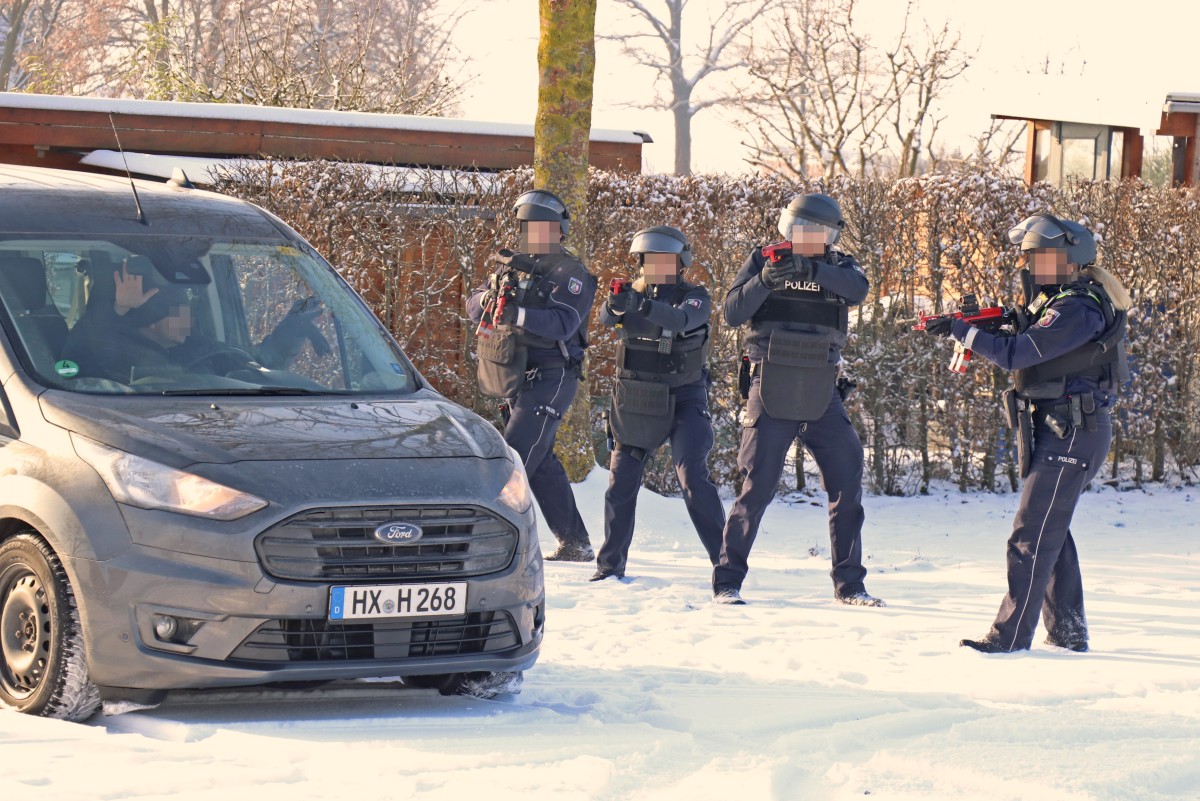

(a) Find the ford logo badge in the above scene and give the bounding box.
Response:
[374,522,423,544]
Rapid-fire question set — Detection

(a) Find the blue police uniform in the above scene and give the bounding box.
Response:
[595,281,725,578]
[951,279,1123,651]
[716,246,875,602]
[468,250,597,555]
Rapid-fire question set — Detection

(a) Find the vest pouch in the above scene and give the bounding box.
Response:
[1014,373,1066,400]
[760,330,837,421]
[609,377,675,453]
[476,327,528,399]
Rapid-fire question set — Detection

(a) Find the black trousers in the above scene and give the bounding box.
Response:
[986,414,1111,651]
[504,366,590,547]
[714,377,867,596]
[597,383,725,574]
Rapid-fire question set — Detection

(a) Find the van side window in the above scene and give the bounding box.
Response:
[0,255,69,374]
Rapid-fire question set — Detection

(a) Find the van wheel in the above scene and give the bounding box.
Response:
[404,671,523,699]
[0,534,101,721]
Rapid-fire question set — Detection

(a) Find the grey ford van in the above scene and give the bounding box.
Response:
[0,165,544,720]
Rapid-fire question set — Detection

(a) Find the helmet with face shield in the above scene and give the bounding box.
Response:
[1007,214,1096,266]
[514,189,571,238]
[777,193,844,246]
[629,225,692,267]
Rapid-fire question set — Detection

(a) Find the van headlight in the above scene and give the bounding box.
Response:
[73,436,268,521]
[496,449,532,515]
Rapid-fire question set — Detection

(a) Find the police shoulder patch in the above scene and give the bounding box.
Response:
[567,276,582,295]
[685,298,703,308]
[1037,308,1061,328]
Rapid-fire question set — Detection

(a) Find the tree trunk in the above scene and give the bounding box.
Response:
[0,0,33,90]
[672,92,692,176]
[535,0,597,483]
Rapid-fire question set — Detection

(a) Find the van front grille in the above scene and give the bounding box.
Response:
[228,612,520,664]
[256,506,518,582]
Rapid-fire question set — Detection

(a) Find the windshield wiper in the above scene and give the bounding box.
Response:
[157,387,328,396]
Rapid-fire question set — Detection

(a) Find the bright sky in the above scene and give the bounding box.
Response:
[454,0,1196,174]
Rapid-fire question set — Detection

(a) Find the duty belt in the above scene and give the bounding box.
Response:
[1032,395,1099,436]
[527,358,568,370]
[620,346,706,376]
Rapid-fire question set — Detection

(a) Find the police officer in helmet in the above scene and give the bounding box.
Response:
[715,193,882,606]
[924,213,1131,652]
[467,189,598,562]
[592,225,725,581]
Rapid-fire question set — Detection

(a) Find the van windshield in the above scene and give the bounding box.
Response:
[0,236,417,395]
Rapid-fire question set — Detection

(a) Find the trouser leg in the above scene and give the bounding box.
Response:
[1042,531,1087,646]
[798,390,868,596]
[671,396,725,566]
[504,369,590,546]
[714,383,798,591]
[599,447,646,573]
[988,418,1109,651]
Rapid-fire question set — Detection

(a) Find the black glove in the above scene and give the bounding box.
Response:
[793,255,815,283]
[923,316,955,338]
[259,297,331,367]
[761,255,801,289]
[608,287,646,316]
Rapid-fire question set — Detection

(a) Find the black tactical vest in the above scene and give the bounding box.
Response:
[509,251,589,355]
[1014,281,1129,400]
[615,282,709,388]
[751,260,849,336]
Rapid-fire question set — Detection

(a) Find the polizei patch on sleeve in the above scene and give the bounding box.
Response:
[1038,308,1061,328]
[568,277,582,295]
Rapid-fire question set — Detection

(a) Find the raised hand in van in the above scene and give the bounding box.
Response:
[113,265,159,315]
[258,297,332,368]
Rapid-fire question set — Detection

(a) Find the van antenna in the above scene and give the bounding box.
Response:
[107,112,146,224]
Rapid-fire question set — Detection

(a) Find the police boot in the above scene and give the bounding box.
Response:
[545,541,595,562]
[836,590,886,608]
[960,637,1015,654]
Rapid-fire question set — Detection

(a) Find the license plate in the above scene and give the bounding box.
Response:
[328,582,467,621]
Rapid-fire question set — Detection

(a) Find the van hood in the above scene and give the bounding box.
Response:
[39,389,509,467]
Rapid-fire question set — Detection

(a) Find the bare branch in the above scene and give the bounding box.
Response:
[601,0,775,174]
[734,0,971,178]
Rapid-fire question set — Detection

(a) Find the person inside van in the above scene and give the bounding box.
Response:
[60,257,328,384]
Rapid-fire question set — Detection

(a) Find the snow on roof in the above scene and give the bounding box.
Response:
[990,75,1174,135]
[80,150,233,184]
[79,150,501,193]
[0,91,647,144]
[1164,92,1200,114]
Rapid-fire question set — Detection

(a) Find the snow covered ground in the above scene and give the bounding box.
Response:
[3,472,1198,801]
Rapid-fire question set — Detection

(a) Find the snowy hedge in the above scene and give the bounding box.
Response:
[215,163,1200,493]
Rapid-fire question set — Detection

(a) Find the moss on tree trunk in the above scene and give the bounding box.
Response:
[535,0,598,483]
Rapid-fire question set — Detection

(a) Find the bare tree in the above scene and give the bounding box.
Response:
[602,0,773,175]
[21,0,467,115]
[0,0,71,89]
[883,13,969,177]
[737,0,970,179]
[933,118,1025,176]
[126,0,466,114]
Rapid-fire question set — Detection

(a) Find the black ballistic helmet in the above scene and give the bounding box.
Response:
[629,225,692,267]
[514,189,570,237]
[1007,214,1096,266]
[777,193,845,243]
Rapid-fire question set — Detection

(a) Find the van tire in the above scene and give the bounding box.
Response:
[403,671,523,699]
[0,533,101,721]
